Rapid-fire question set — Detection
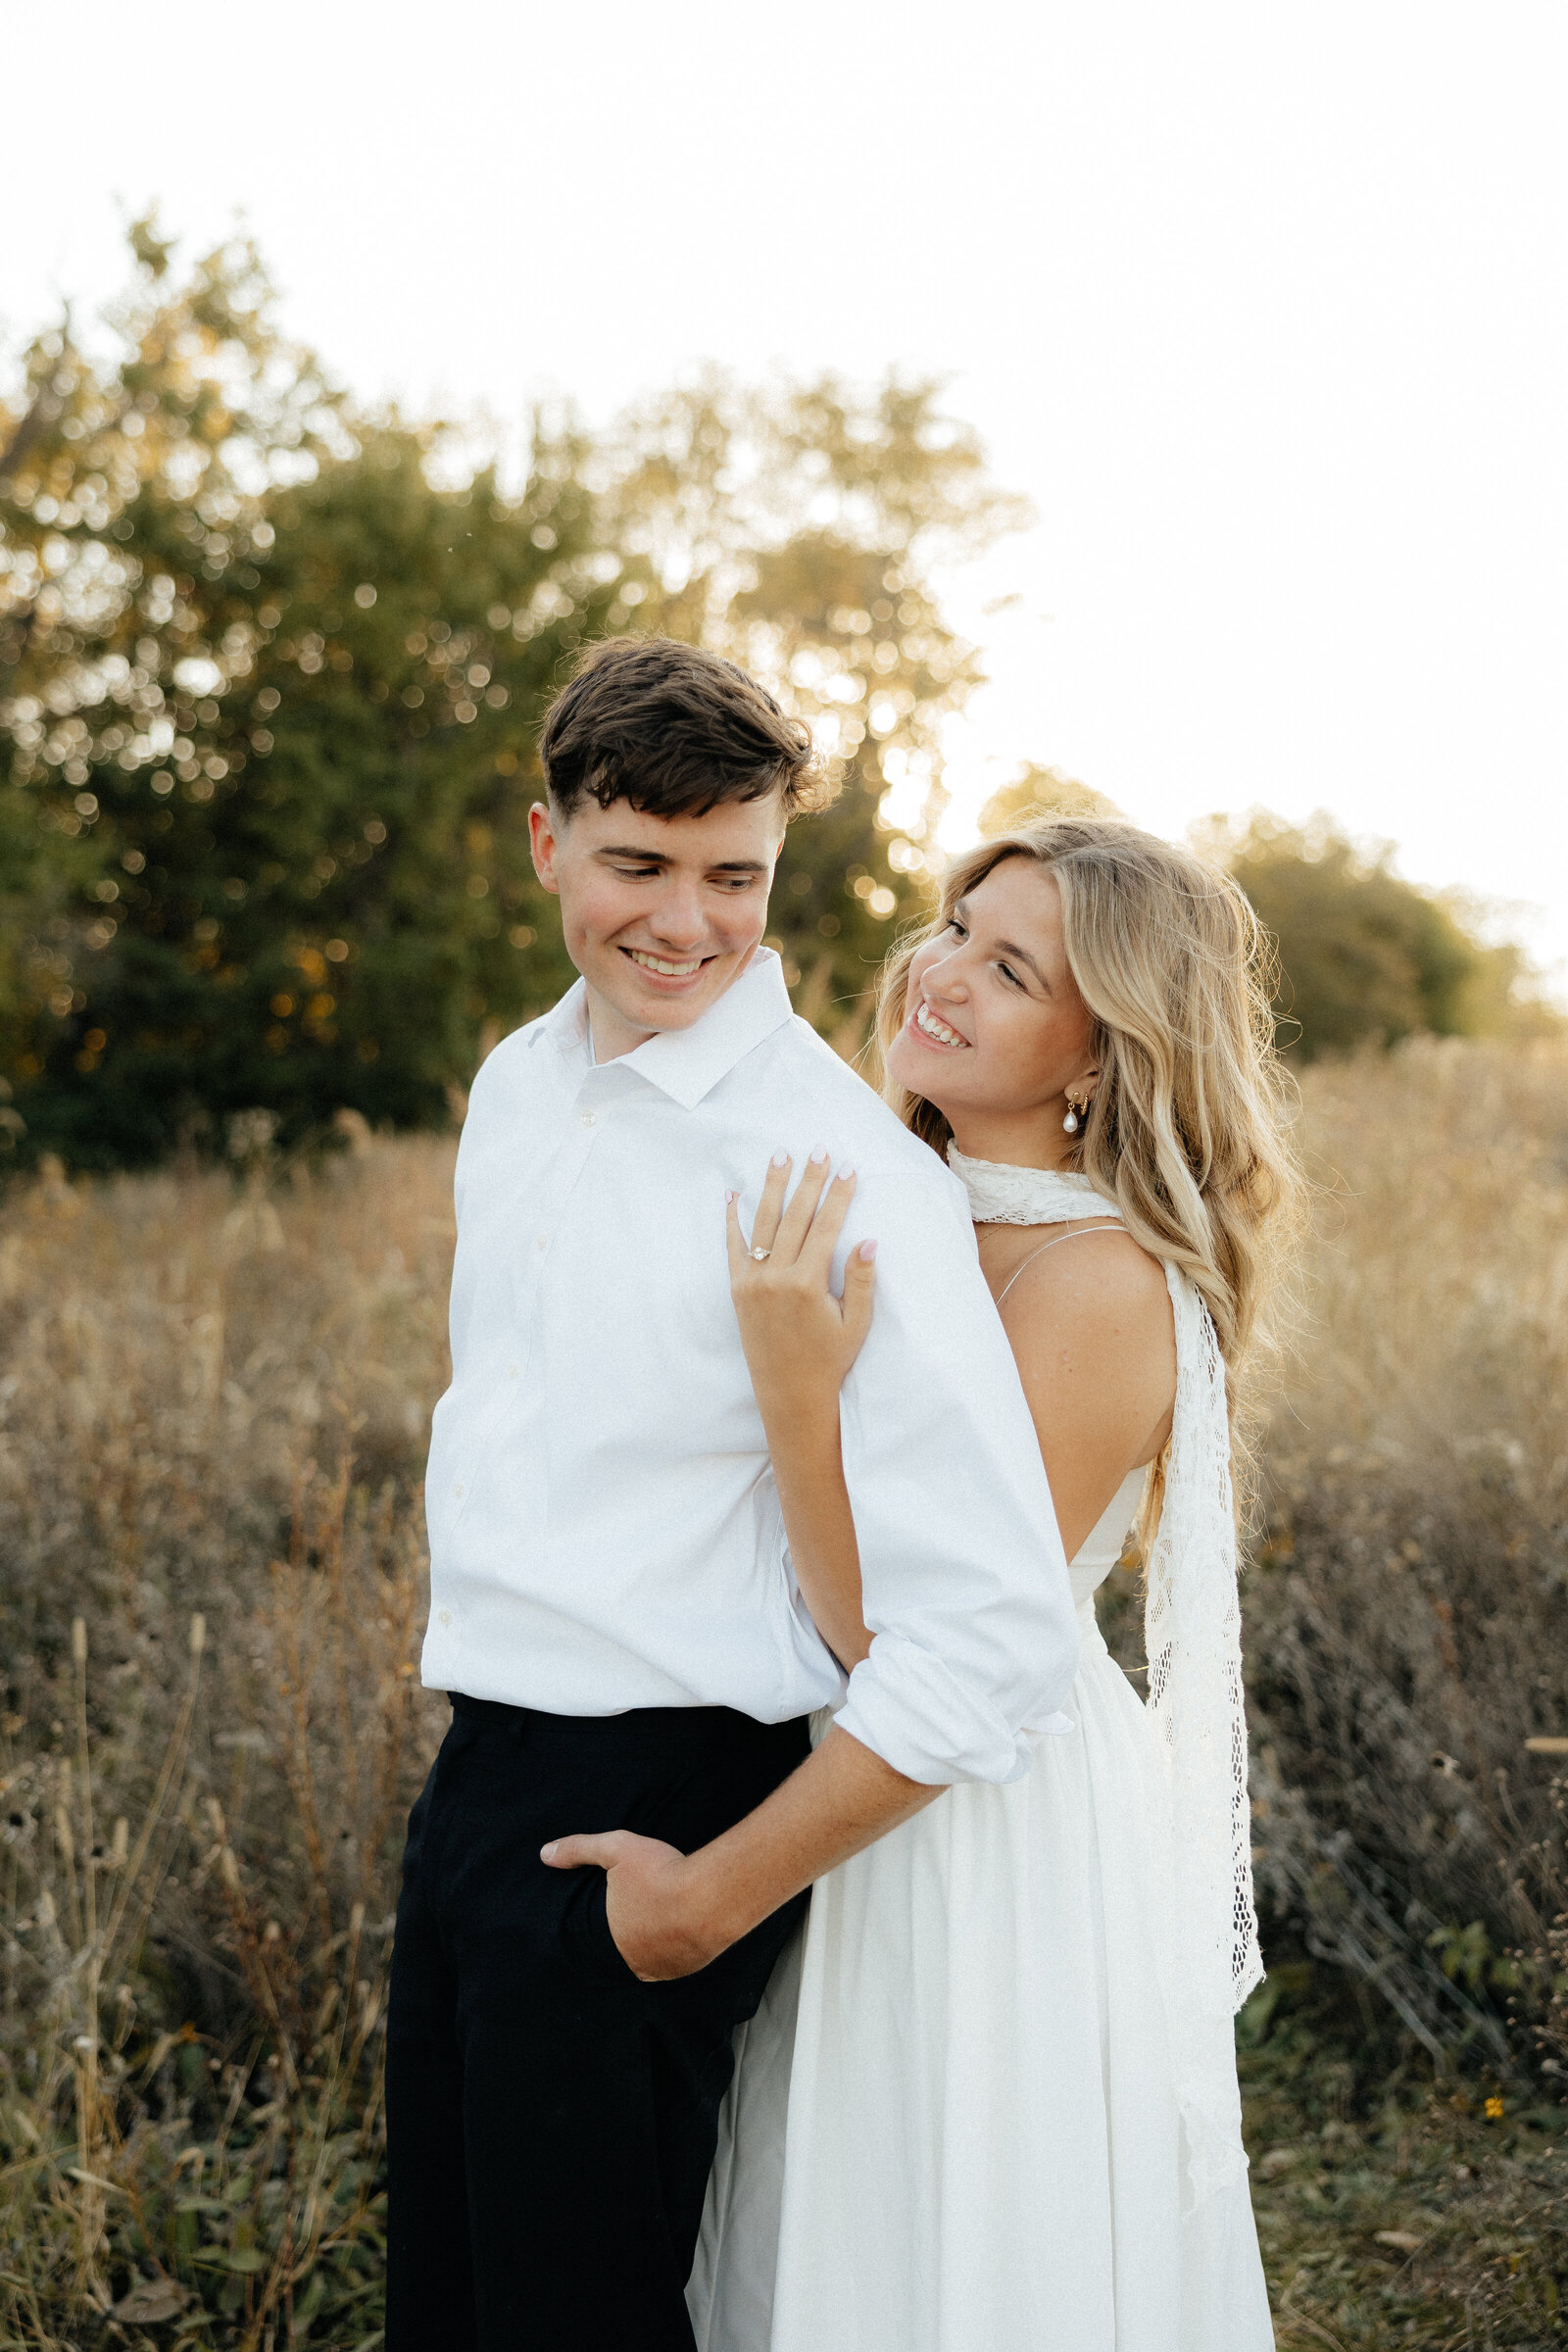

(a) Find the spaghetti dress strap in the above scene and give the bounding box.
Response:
[994,1222,1126,1307]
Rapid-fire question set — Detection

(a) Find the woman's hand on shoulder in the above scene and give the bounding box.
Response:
[726,1153,878,1430]
[997,1226,1176,1562]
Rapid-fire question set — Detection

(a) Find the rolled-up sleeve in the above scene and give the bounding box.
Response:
[830,1169,1080,1785]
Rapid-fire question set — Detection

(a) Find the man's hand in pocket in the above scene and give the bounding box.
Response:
[541,1831,717,1982]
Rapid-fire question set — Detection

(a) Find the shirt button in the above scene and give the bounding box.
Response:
[453,1482,465,1499]
[580,1110,597,1127]
[535,1234,548,1250]
[438,1609,453,1628]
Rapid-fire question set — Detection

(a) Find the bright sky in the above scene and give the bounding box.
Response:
[9,2,1566,987]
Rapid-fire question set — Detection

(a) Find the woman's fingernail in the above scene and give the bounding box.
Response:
[540,1841,558,1862]
[838,1166,857,1184]
[725,1189,737,1204]
[858,1239,877,1260]
[808,1147,829,1165]
[771,1150,790,1167]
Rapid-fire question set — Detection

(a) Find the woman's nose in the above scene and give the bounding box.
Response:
[924,952,968,1003]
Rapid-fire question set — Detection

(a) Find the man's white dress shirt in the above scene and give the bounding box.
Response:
[420,949,1079,1786]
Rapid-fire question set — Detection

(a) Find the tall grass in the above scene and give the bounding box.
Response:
[0,1139,453,2347]
[0,1043,1563,2343]
[1248,1039,1568,2070]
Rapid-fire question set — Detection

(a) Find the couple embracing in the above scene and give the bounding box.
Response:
[384,637,1293,2350]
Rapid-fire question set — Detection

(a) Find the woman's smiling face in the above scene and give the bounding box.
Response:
[885,856,1099,1155]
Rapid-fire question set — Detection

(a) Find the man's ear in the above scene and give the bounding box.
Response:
[528,801,562,896]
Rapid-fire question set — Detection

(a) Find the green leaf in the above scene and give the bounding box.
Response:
[195,2243,269,2274]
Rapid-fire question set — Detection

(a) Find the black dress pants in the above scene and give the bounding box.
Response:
[385,1695,811,2352]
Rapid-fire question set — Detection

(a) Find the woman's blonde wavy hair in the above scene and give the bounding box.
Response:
[873,816,1304,1523]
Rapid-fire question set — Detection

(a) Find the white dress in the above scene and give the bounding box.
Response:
[689,1157,1275,2352]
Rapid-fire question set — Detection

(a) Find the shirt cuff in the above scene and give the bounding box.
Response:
[832,1630,1071,1787]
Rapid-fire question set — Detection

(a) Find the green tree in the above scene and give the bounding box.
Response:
[599,373,1030,1050]
[1202,810,1556,1059]
[0,233,616,1165]
[2,244,1031,1164]
[0,225,337,1159]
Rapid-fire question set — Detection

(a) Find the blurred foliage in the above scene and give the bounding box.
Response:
[594,371,1028,1052]
[0,230,607,1165]
[7,226,1553,1168]
[1,233,1020,1166]
[978,760,1122,836]
[1200,810,1561,1062]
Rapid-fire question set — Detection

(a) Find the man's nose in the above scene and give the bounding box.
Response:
[648,880,709,947]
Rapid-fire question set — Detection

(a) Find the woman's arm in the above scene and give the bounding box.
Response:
[725,1153,879,1672]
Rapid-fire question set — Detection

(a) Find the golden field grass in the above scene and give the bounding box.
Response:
[0,1041,1564,2347]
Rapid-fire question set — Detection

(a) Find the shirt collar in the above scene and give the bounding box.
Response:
[532,951,795,1109]
[538,980,592,1066]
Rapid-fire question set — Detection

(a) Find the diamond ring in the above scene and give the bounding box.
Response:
[750,1247,771,1262]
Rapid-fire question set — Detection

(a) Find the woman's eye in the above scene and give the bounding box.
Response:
[998,962,1024,989]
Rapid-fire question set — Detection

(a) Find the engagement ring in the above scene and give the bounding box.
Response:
[750,1247,771,1261]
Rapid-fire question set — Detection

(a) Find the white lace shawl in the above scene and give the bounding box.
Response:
[950,1145,1264,2206]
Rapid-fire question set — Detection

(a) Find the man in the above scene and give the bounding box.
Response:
[385,637,1079,2350]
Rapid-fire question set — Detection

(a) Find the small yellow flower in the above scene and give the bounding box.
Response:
[1485,2095,1504,2121]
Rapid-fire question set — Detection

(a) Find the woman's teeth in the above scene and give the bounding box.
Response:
[626,949,705,977]
[914,1001,968,1048]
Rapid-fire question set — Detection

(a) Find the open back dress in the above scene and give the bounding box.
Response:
[688,1154,1276,2352]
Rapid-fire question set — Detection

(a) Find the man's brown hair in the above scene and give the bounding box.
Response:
[538,637,831,821]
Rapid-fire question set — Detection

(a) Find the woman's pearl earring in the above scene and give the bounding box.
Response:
[1064,1079,1098,1136]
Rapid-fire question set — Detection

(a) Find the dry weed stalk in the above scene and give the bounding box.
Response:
[1246,1037,1568,2075]
[0,1138,453,2343]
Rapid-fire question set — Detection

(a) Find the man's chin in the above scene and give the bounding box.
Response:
[626,992,712,1032]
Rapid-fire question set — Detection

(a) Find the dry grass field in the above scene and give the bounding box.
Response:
[0,1040,1564,2348]
[1225,1040,1568,2347]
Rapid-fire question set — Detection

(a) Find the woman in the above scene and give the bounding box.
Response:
[690,816,1299,2350]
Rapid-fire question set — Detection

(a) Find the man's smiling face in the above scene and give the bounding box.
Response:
[528,790,788,1059]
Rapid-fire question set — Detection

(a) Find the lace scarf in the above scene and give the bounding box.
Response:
[951,1145,1264,2207]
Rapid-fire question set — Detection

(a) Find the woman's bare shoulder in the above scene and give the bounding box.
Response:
[999,1223,1173,1358]
[999,1225,1177,1473]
